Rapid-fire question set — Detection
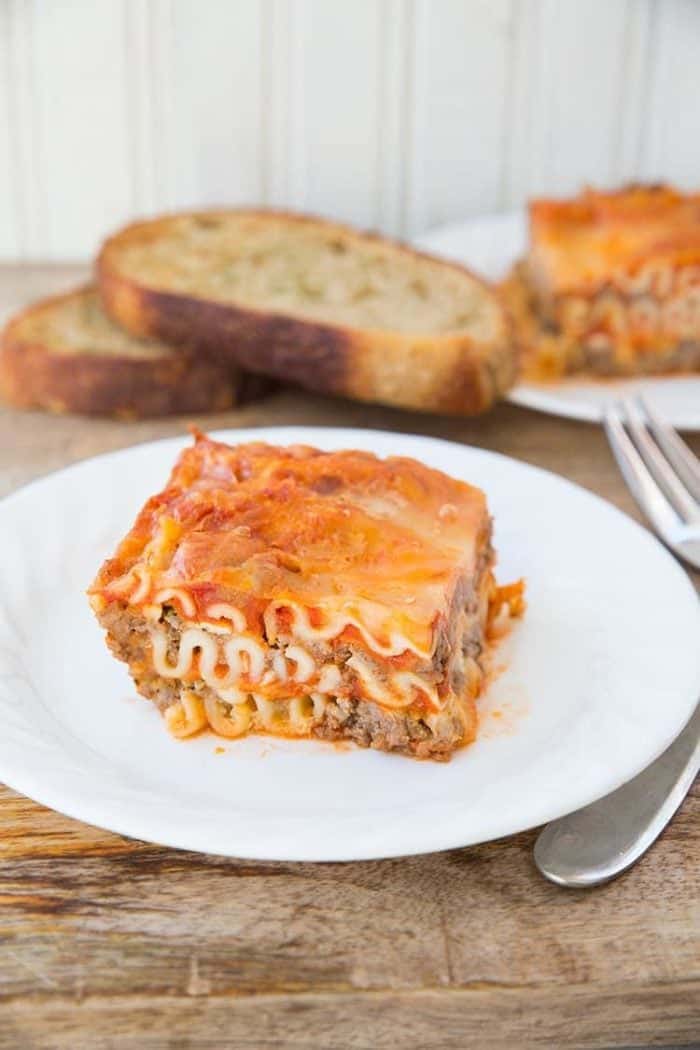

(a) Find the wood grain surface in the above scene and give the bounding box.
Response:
[1,265,699,1050]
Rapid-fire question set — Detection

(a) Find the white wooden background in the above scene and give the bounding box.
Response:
[1,0,699,261]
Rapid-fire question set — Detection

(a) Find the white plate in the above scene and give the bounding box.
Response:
[1,426,699,861]
[415,212,700,431]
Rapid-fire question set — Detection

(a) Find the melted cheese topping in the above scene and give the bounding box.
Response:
[530,185,700,296]
[90,435,490,660]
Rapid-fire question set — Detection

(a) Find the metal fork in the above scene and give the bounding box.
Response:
[603,396,700,569]
[535,398,700,886]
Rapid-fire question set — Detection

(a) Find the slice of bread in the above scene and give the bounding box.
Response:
[98,210,518,415]
[0,286,255,418]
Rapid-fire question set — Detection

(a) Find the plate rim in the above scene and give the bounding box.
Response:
[1,423,699,861]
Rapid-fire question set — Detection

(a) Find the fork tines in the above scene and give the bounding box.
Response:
[604,397,700,570]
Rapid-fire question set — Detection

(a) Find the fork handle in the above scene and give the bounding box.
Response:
[534,702,700,887]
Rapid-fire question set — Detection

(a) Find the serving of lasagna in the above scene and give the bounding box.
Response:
[89,434,523,761]
[503,184,700,379]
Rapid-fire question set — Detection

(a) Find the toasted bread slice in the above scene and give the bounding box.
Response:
[0,286,257,418]
[97,209,518,415]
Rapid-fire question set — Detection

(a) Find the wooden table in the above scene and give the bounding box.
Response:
[1,266,699,1049]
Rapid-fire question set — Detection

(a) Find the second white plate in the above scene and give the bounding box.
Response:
[416,212,700,431]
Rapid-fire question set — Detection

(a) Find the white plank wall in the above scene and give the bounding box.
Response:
[1,0,699,260]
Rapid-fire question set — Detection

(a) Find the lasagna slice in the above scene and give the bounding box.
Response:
[503,184,700,379]
[89,434,523,761]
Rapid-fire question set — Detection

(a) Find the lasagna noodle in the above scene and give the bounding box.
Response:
[147,615,463,715]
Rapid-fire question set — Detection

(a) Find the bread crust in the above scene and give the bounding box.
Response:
[98,209,518,415]
[0,287,250,418]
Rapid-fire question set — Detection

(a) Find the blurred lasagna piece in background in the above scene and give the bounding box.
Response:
[503,184,700,379]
